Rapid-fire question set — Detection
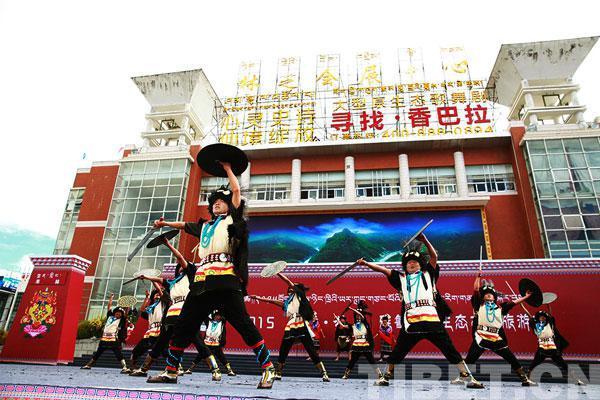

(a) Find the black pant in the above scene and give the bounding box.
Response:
[464,340,522,371]
[198,345,230,367]
[346,349,376,371]
[387,330,463,365]
[149,324,174,359]
[529,349,569,374]
[131,337,158,361]
[92,341,124,361]
[167,289,270,373]
[191,332,215,364]
[278,334,321,364]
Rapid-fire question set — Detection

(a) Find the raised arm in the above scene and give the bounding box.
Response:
[140,275,164,285]
[277,273,294,288]
[512,290,532,306]
[152,281,163,298]
[219,162,241,209]
[152,216,185,230]
[417,233,437,268]
[249,295,284,308]
[163,239,187,269]
[107,293,114,313]
[474,273,481,292]
[140,290,151,312]
[348,307,364,319]
[356,258,392,277]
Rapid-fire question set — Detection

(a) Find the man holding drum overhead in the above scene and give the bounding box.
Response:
[147,144,276,389]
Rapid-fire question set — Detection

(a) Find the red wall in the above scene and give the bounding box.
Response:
[0,261,89,364]
[69,164,119,320]
[223,263,600,360]
[485,196,535,259]
[301,155,345,172]
[509,126,546,258]
[76,165,119,222]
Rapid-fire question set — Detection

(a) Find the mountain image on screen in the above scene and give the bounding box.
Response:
[309,228,385,262]
[249,236,317,263]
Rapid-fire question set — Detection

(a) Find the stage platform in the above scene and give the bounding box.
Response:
[0,363,596,400]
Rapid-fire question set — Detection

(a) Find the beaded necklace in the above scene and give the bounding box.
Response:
[200,215,225,248]
[484,301,499,323]
[406,271,423,304]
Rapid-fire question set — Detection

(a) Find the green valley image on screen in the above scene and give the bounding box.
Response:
[247,209,487,263]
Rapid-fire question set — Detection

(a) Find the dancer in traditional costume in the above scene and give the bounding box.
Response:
[81,294,128,372]
[521,307,586,385]
[122,286,168,374]
[342,307,382,379]
[377,314,394,362]
[148,160,275,388]
[251,272,330,382]
[130,236,221,381]
[449,273,536,386]
[356,233,484,388]
[185,310,236,376]
[306,312,325,359]
[334,314,352,361]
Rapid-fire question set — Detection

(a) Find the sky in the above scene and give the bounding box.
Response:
[0,0,598,270]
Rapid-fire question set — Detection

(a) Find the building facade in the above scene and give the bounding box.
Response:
[51,38,600,321]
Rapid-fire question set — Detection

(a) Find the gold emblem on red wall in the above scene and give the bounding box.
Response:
[20,289,57,338]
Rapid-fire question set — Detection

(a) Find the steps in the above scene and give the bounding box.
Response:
[71,351,594,383]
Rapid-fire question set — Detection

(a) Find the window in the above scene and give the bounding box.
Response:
[355,170,400,198]
[466,164,516,193]
[249,174,291,201]
[409,168,456,196]
[53,188,85,255]
[89,158,189,318]
[199,176,231,202]
[301,172,345,200]
[562,215,585,230]
[542,94,563,107]
[527,138,600,259]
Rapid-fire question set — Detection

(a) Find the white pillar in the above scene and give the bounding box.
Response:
[454,151,468,197]
[570,91,585,123]
[241,161,251,192]
[179,116,190,145]
[523,92,539,125]
[399,154,410,199]
[291,159,301,203]
[345,156,356,201]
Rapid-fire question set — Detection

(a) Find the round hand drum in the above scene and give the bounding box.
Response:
[196,143,249,177]
[146,230,179,248]
[260,261,287,278]
[519,278,543,307]
[117,295,138,308]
